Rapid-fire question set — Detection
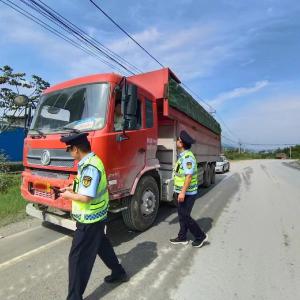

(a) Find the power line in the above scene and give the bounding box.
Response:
[87,0,244,141]
[221,133,299,147]
[243,142,299,146]
[22,3,299,149]
[26,0,135,75]
[87,0,248,146]
[0,0,130,75]
[6,0,241,141]
[1,0,139,75]
[178,84,243,143]
[221,134,239,145]
[4,0,277,147]
[30,0,143,74]
[89,0,164,68]
[88,0,227,115]
[181,83,216,113]
[215,112,241,141]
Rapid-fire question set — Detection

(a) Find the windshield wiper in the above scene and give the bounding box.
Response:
[52,124,81,134]
[61,125,81,134]
[30,129,46,138]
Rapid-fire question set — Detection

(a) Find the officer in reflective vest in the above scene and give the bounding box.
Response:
[60,132,128,300]
[170,130,208,248]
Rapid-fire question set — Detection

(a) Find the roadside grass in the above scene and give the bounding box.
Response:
[0,174,27,227]
[224,145,300,161]
[224,152,274,160]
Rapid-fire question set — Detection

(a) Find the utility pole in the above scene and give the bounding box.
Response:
[289,146,292,159]
[238,140,242,154]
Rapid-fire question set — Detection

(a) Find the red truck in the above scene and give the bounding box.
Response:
[20,68,221,231]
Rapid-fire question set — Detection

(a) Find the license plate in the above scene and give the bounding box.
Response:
[33,181,51,192]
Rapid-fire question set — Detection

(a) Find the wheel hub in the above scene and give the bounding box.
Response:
[140,190,156,216]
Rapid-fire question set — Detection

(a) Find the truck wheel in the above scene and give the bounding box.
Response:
[122,176,159,231]
[210,165,215,184]
[203,165,211,188]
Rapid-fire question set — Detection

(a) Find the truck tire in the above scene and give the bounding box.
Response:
[122,176,159,231]
[203,165,211,188]
[210,164,215,184]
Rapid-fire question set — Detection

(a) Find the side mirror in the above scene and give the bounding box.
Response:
[126,84,137,115]
[121,83,138,130]
[14,95,29,107]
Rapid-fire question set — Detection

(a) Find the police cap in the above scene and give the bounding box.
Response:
[60,132,89,146]
[179,130,195,145]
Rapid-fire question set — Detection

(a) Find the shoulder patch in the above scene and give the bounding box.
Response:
[187,162,193,169]
[82,176,92,187]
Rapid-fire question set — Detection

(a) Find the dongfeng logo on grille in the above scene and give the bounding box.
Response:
[41,150,51,166]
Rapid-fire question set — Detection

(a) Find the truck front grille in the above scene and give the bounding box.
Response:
[27,149,74,168]
[30,169,70,179]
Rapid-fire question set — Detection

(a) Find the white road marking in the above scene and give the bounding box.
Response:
[0,225,42,240]
[0,235,70,271]
[151,247,186,289]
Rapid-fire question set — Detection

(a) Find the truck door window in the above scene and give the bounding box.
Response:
[127,99,142,130]
[146,99,153,128]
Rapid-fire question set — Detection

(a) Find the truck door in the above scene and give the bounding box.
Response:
[108,91,147,195]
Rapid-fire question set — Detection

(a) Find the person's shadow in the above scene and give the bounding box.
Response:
[196,217,213,233]
[85,241,158,300]
[194,217,213,246]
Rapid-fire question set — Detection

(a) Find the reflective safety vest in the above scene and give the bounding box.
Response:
[72,154,109,224]
[174,150,198,194]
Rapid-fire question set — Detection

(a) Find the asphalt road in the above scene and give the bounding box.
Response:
[0,160,299,300]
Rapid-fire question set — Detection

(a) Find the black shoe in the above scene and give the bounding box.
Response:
[169,237,189,245]
[192,234,208,248]
[104,271,129,284]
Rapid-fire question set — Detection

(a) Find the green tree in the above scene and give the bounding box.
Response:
[0,65,50,131]
[274,145,300,159]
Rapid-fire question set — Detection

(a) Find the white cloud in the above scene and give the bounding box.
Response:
[0,3,253,84]
[0,6,123,82]
[225,95,300,147]
[106,23,236,81]
[240,58,256,67]
[209,80,269,108]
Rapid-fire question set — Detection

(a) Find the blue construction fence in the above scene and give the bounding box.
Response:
[0,127,25,161]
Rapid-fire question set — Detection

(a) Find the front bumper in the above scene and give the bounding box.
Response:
[215,166,224,173]
[21,169,73,211]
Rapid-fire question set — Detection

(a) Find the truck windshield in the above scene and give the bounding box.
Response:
[29,83,110,134]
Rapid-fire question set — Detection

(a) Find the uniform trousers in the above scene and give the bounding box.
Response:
[176,193,206,240]
[67,220,123,300]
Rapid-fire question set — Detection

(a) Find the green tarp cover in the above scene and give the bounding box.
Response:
[168,78,221,135]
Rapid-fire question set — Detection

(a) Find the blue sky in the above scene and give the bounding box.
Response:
[0,0,300,149]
